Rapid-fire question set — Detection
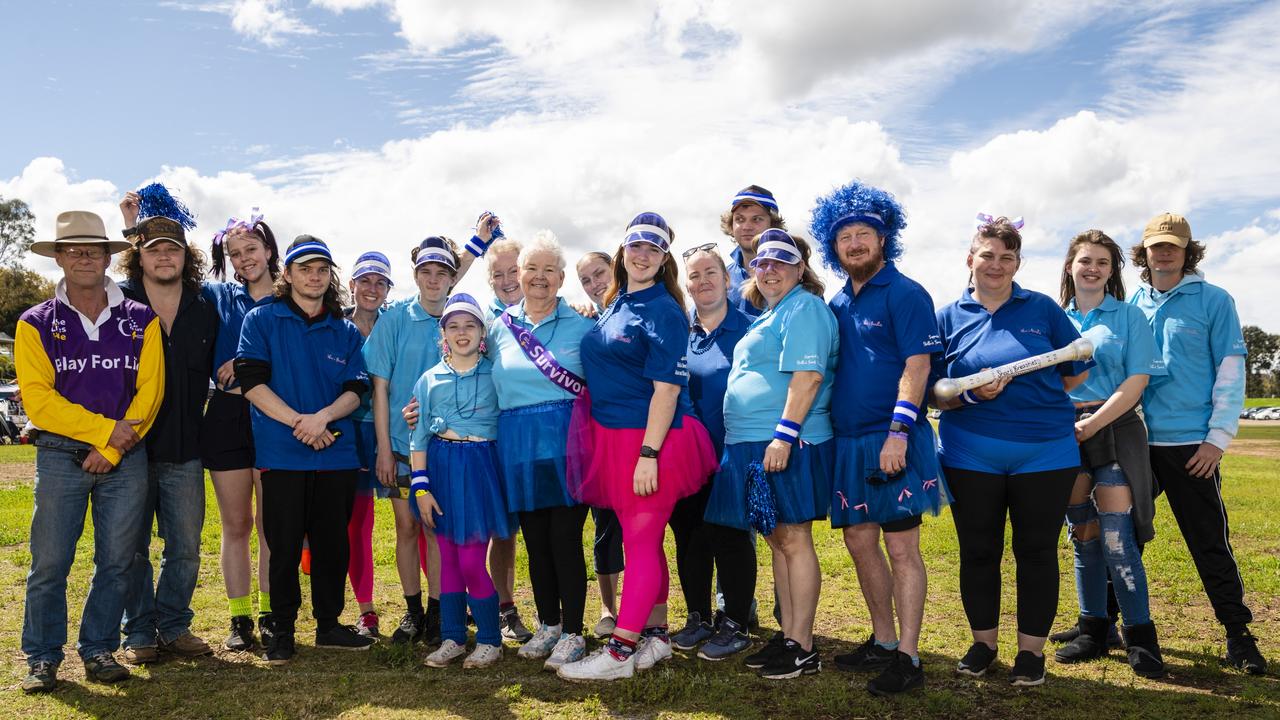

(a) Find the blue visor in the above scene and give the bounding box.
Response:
[750,228,801,267]
[284,239,333,266]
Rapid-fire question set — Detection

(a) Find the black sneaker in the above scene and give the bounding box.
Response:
[263,631,295,666]
[500,605,533,642]
[835,634,896,672]
[258,614,274,646]
[316,624,376,651]
[760,638,821,680]
[867,651,925,696]
[21,660,58,694]
[224,615,257,652]
[1050,620,1124,648]
[390,609,427,645]
[1008,650,1046,687]
[1225,631,1268,675]
[956,642,997,677]
[423,604,442,646]
[744,631,786,669]
[82,651,130,683]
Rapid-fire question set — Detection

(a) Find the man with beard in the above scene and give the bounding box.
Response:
[115,210,220,663]
[813,182,949,695]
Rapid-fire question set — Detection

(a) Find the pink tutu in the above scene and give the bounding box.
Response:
[567,389,718,511]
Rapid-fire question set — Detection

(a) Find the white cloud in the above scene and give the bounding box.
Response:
[186,0,317,46]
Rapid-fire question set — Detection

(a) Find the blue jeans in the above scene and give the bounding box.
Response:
[121,459,206,647]
[1067,462,1151,626]
[22,433,148,665]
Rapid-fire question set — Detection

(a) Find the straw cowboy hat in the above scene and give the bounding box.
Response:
[30,210,132,258]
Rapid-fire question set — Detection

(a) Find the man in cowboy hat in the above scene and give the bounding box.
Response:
[115,198,220,664]
[15,210,165,693]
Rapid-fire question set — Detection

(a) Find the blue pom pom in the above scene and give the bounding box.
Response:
[746,460,777,537]
[137,183,197,229]
[809,180,907,276]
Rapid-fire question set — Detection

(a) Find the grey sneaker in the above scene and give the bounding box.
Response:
[518,623,562,659]
[82,651,130,683]
[500,606,533,643]
[671,611,714,651]
[592,616,617,639]
[544,633,587,671]
[21,660,58,694]
[697,617,750,661]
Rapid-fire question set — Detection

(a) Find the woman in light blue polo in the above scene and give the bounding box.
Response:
[488,230,595,670]
[706,229,837,680]
[1055,229,1165,677]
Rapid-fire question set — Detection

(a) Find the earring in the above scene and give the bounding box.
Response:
[441,340,451,359]
[479,339,488,354]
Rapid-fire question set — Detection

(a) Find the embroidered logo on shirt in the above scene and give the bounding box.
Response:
[861,319,884,328]
[1019,327,1044,336]
[325,352,348,365]
[50,317,68,341]
[116,317,143,339]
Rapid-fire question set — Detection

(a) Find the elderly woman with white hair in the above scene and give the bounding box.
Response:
[487,231,597,670]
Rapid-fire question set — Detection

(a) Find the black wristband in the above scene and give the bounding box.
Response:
[122,226,139,238]
[639,445,660,459]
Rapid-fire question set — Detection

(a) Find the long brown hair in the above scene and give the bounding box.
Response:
[1129,239,1206,284]
[1059,229,1126,307]
[602,243,687,314]
[741,232,825,310]
[211,223,281,283]
[115,243,208,292]
[274,239,348,318]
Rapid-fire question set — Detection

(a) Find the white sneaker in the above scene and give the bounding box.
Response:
[557,647,635,682]
[463,643,502,669]
[634,635,672,670]
[424,639,467,667]
[593,616,617,638]
[518,623,562,659]
[544,633,587,671]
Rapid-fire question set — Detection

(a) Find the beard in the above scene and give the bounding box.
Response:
[842,245,884,283]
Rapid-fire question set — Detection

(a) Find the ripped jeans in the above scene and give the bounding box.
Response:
[1066,463,1151,626]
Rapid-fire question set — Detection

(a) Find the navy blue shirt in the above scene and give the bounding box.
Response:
[933,283,1090,443]
[237,299,369,470]
[829,263,942,437]
[687,304,751,457]
[202,281,272,390]
[726,247,763,319]
[581,282,695,429]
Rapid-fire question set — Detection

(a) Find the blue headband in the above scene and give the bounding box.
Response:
[831,211,887,238]
[284,238,333,266]
[732,189,779,212]
[750,228,802,267]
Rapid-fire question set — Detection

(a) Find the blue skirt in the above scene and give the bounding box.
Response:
[414,436,517,545]
[830,423,950,528]
[704,440,833,531]
[496,401,577,513]
[352,420,391,498]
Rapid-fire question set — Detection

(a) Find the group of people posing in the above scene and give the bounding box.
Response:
[14,179,1268,697]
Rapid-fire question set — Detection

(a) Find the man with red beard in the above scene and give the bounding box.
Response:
[813,182,949,696]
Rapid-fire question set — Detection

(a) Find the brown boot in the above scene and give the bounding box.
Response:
[161,632,213,657]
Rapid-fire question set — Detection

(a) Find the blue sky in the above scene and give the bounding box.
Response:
[4,1,1279,324]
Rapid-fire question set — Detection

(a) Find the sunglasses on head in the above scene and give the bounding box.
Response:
[681,243,718,259]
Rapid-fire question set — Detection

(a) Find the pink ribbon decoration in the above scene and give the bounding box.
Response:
[923,478,938,491]
[835,491,849,509]
[898,488,913,503]
[975,212,1025,230]
[212,207,265,247]
[853,502,869,512]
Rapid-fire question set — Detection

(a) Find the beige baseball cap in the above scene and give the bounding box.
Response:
[1142,212,1191,248]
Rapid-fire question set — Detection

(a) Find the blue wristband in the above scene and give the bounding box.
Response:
[960,390,979,406]
[891,400,920,431]
[410,469,430,492]
[773,418,801,445]
[464,234,490,258]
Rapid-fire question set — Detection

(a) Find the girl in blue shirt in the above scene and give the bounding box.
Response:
[706,229,837,680]
[409,294,514,670]
[1055,230,1165,677]
[559,213,718,682]
[932,216,1090,687]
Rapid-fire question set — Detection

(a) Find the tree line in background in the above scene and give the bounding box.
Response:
[2,193,1278,394]
[1,196,56,380]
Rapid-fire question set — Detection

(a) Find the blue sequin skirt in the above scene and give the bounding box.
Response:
[703,439,833,531]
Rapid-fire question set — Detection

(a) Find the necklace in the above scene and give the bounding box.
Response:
[446,358,481,420]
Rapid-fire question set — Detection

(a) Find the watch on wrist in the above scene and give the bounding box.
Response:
[639,445,660,459]
[888,420,910,435]
[122,226,140,238]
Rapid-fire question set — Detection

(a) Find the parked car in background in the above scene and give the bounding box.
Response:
[0,383,24,444]
[1256,407,1280,420]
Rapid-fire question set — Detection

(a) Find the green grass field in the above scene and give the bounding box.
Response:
[1,430,1277,719]
[1244,397,1280,408]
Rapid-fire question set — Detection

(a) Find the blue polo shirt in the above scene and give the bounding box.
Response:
[488,296,508,320]
[1130,274,1247,444]
[488,298,594,410]
[1066,294,1166,403]
[687,304,751,456]
[934,283,1090,443]
[723,285,839,445]
[237,300,368,470]
[829,263,942,437]
[409,357,500,449]
[362,295,442,455]
[202,281,272,389]
[581,282,695,429]
[727,247,762,318]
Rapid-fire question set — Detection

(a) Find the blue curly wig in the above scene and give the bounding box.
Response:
[809,180,907,276]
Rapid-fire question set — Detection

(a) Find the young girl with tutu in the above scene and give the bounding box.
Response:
[408,293,516,669]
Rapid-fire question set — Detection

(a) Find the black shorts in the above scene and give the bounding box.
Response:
[881,514,923,534]
[200,389,255,471]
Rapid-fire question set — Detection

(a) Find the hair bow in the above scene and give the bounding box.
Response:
[212,208,265,247]
[975,212,1025,230]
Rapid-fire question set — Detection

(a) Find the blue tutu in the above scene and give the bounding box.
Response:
[830,422,950,528]
[704,440,833,531]
[497,401,577,512]
[412,436,517,545]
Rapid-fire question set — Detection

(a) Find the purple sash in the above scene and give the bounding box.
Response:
[501,310,586,397]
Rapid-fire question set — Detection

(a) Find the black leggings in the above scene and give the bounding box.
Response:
[669,485,757,627]
[945,466,1076,637]
[519,504,589,635]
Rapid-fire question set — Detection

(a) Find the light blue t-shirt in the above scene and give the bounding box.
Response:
[488,296,509,320]
[723,285,838,445]
[1130,274,1247,444]
[409,356,500,450]
[1066,294,1166,403]
[488,298,594,410]
[362,295,442,455]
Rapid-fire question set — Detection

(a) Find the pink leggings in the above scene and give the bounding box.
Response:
[615,501,675,634]
[437,535,494,596]
[347,495,432,605]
